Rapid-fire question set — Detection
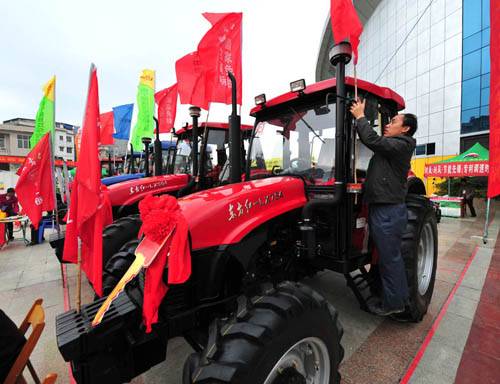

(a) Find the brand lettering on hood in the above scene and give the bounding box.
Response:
[228,191,284,221]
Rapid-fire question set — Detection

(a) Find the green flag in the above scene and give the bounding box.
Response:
[31,76,55,148]
[130,69,155,150]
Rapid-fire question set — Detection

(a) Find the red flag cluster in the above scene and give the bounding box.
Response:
[176,12,243,110]
[99,111,114,145]
[155,83,178,133]
[15,132,55,229]
[330,0,363,64]
[63,66,113,297]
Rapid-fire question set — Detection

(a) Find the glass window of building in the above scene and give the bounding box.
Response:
[67,147,73,154]
[426,143,436,155]
[415,144,426,156]
[17,134,30,149]
[461,0,490,135]
[59,135,64,141]
[0,134,5,150]
[67,136,72,143]
[59,146,64,152]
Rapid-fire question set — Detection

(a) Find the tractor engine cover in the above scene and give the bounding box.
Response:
[56,293,166,384]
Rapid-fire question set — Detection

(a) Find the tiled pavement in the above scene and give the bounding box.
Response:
[0,199,498,383]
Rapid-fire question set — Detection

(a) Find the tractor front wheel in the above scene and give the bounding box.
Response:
[183,281,344,384]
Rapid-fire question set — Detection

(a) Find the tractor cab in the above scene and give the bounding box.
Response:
[174,122,254,188]
[249,77,405,186]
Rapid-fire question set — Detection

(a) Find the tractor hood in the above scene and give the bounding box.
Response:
[107,174,189,207]
[178,176,307,250]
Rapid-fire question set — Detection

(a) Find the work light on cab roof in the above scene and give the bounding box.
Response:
[290,79,306,93]
[254,93,266,106]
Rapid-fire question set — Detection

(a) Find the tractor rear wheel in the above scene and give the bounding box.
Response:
[399,195,438,322]
[183,281,344,384]
[102,214,142,268]
[92,215,142,297]
[101,239,143,297]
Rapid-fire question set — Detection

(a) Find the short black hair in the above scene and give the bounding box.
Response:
[403,114,418,137]
[6,188,14,193]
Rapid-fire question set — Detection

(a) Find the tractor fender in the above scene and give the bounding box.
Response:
[107,174,189,207]
[179,176,307,250]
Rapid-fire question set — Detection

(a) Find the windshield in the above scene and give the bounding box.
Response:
[250,103,337,182]
[174,139,192,173]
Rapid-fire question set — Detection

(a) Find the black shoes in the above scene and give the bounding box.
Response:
[368,302,405,317]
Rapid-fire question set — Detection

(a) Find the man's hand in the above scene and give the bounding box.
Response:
[350,98,366,120]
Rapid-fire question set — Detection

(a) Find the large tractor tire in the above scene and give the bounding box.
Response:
[102,214,142,268]
[183,281,344,384]
[399,194,438,322]
[101,239,142,297]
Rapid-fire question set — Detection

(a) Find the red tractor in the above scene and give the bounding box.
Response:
[56,43,437,384]
[51,118,253,294]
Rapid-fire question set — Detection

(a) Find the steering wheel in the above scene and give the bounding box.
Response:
[289,158,310,171]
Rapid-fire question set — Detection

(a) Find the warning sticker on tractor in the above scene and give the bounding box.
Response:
[356,217,366,229]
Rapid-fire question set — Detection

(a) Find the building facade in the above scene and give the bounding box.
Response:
[0,118,77,191]
[316,0,490,194]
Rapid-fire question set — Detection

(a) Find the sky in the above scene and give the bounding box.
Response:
[0,0,330,128]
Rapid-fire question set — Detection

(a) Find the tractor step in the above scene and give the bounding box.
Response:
[344,266,379,313]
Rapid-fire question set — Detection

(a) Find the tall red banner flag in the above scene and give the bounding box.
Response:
[176,52,209,110]
[99,111,114,145]
[63,65,113,296]
[155,83,178,133]
[198,12,243,105]
[330,0,363,64]
[15,132,55,229]
[488,2,499,198]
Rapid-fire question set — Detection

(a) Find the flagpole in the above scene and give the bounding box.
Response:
[76,241,82,313]
[48,131,60,232]
[482,197,491,244]
[353,62,358,203]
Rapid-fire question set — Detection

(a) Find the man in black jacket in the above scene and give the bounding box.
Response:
[350,99,417,316]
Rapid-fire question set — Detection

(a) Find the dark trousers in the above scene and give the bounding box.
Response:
[5,222,13,239]
[464,198,476,217]
[369,203,409,309]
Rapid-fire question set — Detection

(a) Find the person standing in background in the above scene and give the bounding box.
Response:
[460,178,477,217]
[0,188,19,240]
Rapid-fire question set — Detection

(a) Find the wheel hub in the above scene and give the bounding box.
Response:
[264,337,330,384]
[272,367,306,384]
[417,222,434,296]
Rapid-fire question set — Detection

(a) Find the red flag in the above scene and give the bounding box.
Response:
[99,111,114,145]
[175,52,209,110]
[15,132,55,229]
[330,0,363,64]
[63,66,113,296]
[155,84,178,133]
[488,3,499,198]
[198,12,242,105]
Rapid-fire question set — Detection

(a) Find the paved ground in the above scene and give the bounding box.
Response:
[0,199,498,383]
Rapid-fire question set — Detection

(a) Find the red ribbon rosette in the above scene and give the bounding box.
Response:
[138,195,191,332]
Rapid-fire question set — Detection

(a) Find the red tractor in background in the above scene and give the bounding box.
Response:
[55,43,437,384]
[51,117,253,288]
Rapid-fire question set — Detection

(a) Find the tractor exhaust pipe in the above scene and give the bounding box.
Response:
[301,42,351,259]
[128,143,135,174]
[142,137,152,177]
[153,117,163,176]
[228,72,242,184]
[189,106,201,178]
